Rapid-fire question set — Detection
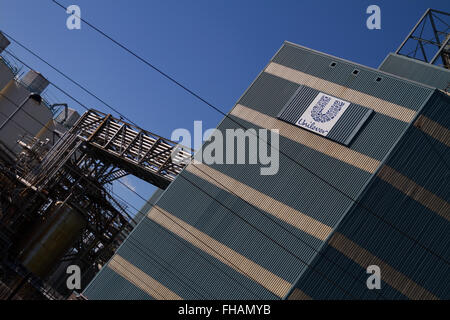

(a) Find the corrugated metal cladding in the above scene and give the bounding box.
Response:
[84,41,444,300]
[379,53,450,91]
[133,188,165,225]
[291,90,450,300]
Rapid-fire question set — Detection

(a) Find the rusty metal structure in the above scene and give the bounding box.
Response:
[0,108,192,299]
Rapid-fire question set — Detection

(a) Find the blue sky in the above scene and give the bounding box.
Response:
[1,0,449,216]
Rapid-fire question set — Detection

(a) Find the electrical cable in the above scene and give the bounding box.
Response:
[39,4,450,264]
[2,36,446,296]
[0,90,359,299]
[0,95,268,299]
[3,24,449,297]
[0,93,386,299]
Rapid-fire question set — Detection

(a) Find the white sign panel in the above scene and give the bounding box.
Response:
[296,92,351,136]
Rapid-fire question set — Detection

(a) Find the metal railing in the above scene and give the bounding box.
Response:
[72,109,193,189]
[0,54,20,76]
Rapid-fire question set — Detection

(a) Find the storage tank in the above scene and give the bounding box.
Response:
[17,202,86,279]
[0,58,15,92]
[20,70,49,95]
[0,32,14,90]
[0,71,53,155]
[0,32,10,53]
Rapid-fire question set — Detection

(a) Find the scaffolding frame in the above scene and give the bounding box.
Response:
[0,109,192,299]
[396,8,450,69]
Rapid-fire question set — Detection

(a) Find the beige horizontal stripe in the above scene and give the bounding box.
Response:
[187,163,332,241]
[378,166,450,222]
[265,62,416,123]
[287,288,312,300]
[414,115,450,147]
[108,254,183,300]
[329,232,439,300]
[148,205,292,297]
[231,104,380,173]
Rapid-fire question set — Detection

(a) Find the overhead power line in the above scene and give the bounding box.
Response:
[2,5,448,298]
[0,88,361,299]
[2,39,387,297]
[0,94,264,299]
[2,9,448,298]
[52,0,230,117]
[3,42,430,298]
[1,31,140,128]
[0,41,440,298]
[49,1,450,266]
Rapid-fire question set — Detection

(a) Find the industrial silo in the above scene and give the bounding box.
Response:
[0,70,53,155]
[0,32,15,92]
[16,201,86,279]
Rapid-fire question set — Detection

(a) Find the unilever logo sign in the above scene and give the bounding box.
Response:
[296,92,350,136]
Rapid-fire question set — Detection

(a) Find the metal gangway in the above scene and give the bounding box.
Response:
[28,109,193,190]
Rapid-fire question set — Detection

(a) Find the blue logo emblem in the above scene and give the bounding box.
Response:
[310,95,345,123]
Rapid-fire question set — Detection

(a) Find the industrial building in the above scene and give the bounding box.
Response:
[0,9,448,300]
[83,9,450,300]
[0,30,192,299]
